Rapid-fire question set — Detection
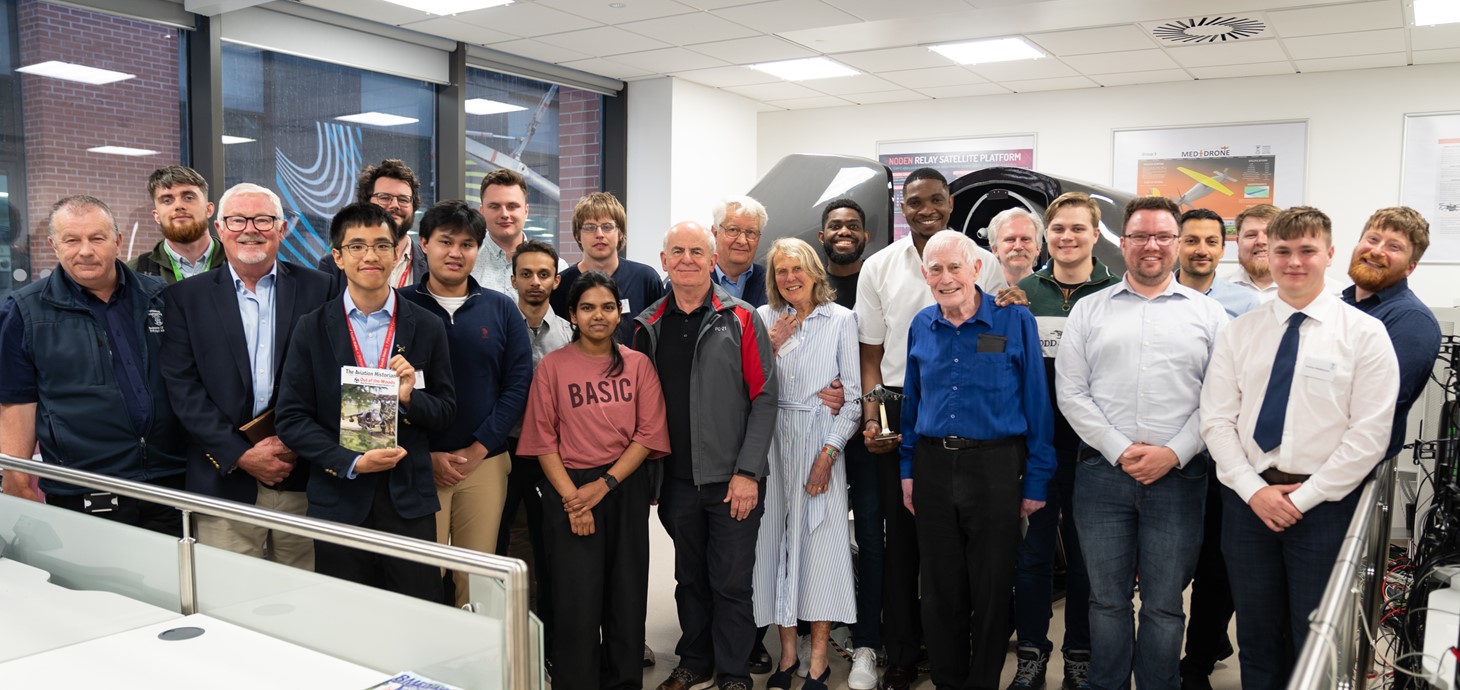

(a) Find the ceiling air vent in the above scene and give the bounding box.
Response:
[1151,16,1267,44]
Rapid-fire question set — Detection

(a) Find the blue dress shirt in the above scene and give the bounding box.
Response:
[230,263,277,417]
[1341,278,1443,459]
[713,265,748,301]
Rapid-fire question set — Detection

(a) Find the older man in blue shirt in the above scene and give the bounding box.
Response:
[899,230,1054,690]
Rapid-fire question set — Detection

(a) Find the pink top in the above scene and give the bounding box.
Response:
[518,344,671,469]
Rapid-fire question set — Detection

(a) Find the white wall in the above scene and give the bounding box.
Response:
[626,77,760,271]
[757,62,1460,307]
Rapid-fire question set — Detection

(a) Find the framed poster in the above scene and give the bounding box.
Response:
[1112,121,1307,239]
[1400,111,1460,263]
[878,135,1036,240]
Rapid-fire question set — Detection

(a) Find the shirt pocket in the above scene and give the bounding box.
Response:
[967,351,1017,399]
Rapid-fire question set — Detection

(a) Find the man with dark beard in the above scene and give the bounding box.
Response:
[1341,206,1442,461]
[317,159,429,295]
[133,166,225,283]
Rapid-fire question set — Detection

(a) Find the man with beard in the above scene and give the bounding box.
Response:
[317,159,429,294]
[1176,209,1259,319]
[988,208,1042,287]
[1341,207,1442,462]
[133,166,226,282]
[1227,204,1279,302]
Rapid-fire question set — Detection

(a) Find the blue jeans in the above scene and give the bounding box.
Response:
[1073,449,1206,690]
[1013,444,1089,654]
[845,435,884,650]
[1221,485,1360,690]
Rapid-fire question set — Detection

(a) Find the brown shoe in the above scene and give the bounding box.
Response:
[880,663,916,690]
[657,666,716,690]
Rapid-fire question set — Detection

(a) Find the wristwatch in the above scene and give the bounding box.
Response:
[601,474,620,492]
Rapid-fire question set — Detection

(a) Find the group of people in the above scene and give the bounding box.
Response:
[0,158,1443,690]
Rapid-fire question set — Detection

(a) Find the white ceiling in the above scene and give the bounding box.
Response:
[294,0,1460,110]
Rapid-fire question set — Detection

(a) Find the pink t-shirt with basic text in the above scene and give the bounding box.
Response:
[518,344,671,469]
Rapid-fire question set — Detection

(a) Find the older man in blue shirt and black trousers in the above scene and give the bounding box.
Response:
[899,230,1054,690]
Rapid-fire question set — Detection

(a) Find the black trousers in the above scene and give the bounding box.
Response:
[914,438,1025,690]
[497,440,552,652]
[46,472,185,538]
[1183,453,1234,674]
[314,474,442,604]
[542,464,650,690]
[658,474,765,685]
[875,391,924,669]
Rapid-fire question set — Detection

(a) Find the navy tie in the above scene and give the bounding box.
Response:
[1253,312,1307,452]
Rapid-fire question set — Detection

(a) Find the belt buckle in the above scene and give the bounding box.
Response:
[942,437,961,451]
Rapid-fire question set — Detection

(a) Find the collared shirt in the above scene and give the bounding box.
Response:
[522,306,572,370]
[1204,276,1261,318]
[856,232,1007,387]
[899,290,1055,500]
[1055,276,1227,468]
[713,264,750,301]
[1341,278,1442,460]
[1228,267,1278,303]
[472,241,515,296]
[229,262,278,417]
[163,237,217,281]
[343,287,397,368]
[389,241,414,290]
[1200,290,1399,512]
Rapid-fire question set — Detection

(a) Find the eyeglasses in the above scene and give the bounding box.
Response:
[370,192,414,207]
[1125,233,1178,247]
[222,215,278,232]
[581,222,618,235]
[339,241,398,257]
[720,226,761,241]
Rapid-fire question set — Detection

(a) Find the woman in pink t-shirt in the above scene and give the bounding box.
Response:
[519,271,670,690]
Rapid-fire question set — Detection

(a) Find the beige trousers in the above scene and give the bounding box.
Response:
[436,451,512,607]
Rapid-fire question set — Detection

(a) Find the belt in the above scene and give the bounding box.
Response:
[777,401,819,412]
[1260,468,1311,485]
[920,436,1021,452]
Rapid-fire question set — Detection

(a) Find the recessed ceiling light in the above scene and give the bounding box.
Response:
[748,57,858,81]
[379,0,512,15]
[87,145,158,157]
[1414,0,1460,25]
[221,135,255,145]
[929,37,1045,65]
[16,60,135,85]
[335,112,420,127]
[465,98,527,115]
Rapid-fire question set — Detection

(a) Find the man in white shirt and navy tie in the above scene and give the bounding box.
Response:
[1199,205,1399,690]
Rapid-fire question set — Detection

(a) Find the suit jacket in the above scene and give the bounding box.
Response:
[720,262,767,308]
[275,292,455,525]
[315,238,428,298]
[161,261,333,503]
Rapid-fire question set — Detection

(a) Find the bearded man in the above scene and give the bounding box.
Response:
[1228,204,1280,302]
[133,166,225,282]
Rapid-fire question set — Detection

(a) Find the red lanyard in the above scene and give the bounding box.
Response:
[345,299,398,368]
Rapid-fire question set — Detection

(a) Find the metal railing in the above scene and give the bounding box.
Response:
[1289,457,1398,690]
[0,453,535,690]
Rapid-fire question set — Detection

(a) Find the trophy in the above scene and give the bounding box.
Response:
[862,385,907,440]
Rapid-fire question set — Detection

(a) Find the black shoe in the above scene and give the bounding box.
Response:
[804,664,832,690]
[880,663,916,690]
[1062,649,1090,690]
[1181,668,1214,690]
[767,661,797,690]
[749,643,773,675]
[1008,646,1049,690]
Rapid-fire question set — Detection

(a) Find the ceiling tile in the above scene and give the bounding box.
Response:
[831,46,949,72]
[876,65,983,88]
[1413,47,1460,65]
[712,0,861,34]
[1088,69,1191,87]
[1295,53,1407,73]
[558,57,660,79]
[1063,49,1178,74]
[723,81,825,100]
[754,101,788,112]
[677,0,769,9]
[915,83,1012,98]
[799,73,897,95]
[819,0,970,21]
[537,26,673,56]
[1167,40,1290,68]
[298,0,434,28]
[1282,28,1405,60]
[670,65,780,87]
[450,2,600,36]
[619,11,761,44]
[842,89,931,104]
[967,58,1078,81]
[611,46,731,71]
[1186,61,1295,79]
[486,38,592,64]
[1264,1,1402,38]
[690,35,818,63]
[537,0,698,24]
[1140,16,1273,46]
[1412,24,1460,51]
[397,17,518,45]
[763,95,856,109]
[999,75,1099,92]
[1025,25,1158,56]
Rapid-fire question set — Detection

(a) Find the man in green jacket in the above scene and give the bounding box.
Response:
[131,166,225,283]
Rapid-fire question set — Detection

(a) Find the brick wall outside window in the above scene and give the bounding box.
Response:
[555,87,602,266]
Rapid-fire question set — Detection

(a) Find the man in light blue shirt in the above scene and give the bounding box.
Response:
[1055,197,1228,690]
[1176,208,1260,319]
[711,195,768,308]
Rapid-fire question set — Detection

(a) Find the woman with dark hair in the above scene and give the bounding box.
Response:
[518,271,670,690]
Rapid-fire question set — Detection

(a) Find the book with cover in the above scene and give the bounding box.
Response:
[366,672,465,690]
[340,366,399,452]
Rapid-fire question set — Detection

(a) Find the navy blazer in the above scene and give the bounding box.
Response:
[161,261,333,503]
[275,293,455,525]
[719,262,767,308]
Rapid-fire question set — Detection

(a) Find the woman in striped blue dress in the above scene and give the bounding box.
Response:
[751,238,862,690]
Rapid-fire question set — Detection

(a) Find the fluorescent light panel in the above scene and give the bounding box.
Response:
[929,37,1045,65]
[87,145,157,156]
[748,57,859,81]
[335,112,419,127]
[1414,0,1460,25]
[465,98,527,115]
[379,0,512,15]
[16,60,135,85]
[221,135,255,145]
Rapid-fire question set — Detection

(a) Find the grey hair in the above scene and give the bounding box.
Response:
[922,230,982,270]
[988,207,1044,249]
[48,195,116,237]
[216,183,285,221]
[713,195,768,230]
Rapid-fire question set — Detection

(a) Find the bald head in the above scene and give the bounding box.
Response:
[662,221,717,294]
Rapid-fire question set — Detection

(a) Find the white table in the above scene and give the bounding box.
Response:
[0,558,181,662]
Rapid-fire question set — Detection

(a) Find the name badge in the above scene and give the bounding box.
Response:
[414,370,427,390]
[620,298,631,314]
[1300,358,1335,382]
[778,336,800,356]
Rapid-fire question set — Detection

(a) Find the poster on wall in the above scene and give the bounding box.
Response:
[1400,112,1460,263]
[1112,121,1307,239]
[877,135,1036,240]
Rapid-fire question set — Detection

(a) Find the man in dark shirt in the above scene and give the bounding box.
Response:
[550,192,665,345]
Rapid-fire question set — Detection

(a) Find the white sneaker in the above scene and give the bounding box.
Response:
[849,647,877,690]
[797,635,811,677]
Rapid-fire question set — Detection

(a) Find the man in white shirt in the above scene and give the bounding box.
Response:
[1055,196,1227,690]
[1199,206,1398,690]
[1227,204,1280,302]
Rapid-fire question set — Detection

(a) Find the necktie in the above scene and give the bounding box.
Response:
[1253,312,1307,452]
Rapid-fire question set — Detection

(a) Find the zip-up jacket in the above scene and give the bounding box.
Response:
[131,237,226,284]
[633,283,777,487]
